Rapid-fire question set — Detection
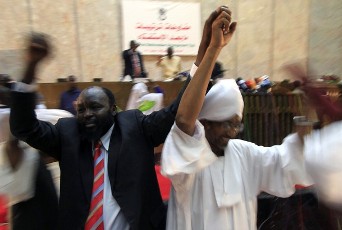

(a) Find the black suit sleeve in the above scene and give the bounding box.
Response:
[10,91,61,160]
[140,76,191,146]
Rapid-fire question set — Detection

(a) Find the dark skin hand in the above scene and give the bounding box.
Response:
[22,32,50,84]
[176,6,236,136]
[195,6,233,67]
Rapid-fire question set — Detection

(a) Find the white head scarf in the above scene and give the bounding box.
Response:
[198,79,244,121]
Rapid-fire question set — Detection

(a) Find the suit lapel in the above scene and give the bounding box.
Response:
[79,140,94,203]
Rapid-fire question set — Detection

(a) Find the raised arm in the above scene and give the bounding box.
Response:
[176,6,237,135]
[10,33,63,158]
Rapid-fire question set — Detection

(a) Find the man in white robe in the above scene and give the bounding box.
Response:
[161,6,313,230]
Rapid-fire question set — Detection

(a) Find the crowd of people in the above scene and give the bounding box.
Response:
[1,5,342,230]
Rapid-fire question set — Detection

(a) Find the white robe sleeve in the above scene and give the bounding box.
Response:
[235,133,313,197]
[161,120,217,177]
[0,143,39,205]
[304,121,342,210]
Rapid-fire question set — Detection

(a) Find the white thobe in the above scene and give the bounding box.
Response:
[161,121,313,230]
[304,120,342,211]
[0,107,73,202]
[0,143,39,205]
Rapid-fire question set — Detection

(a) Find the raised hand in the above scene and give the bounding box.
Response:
[22,32,51,84]
[26,32,50,64]
[176,6,237,135]
[195,6,235,66]
[210,7,237,49]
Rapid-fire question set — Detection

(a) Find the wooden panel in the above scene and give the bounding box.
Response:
[38,81,339,147]
[37,80,186,110]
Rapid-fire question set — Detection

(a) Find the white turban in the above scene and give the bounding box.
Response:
[198,79,244,121]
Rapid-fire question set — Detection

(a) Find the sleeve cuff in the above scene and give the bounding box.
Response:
[189,63,198,78]
[12,82,38,92]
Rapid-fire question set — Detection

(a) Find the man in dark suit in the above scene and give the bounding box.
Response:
[9,8,223,229]
[122,40,147,79]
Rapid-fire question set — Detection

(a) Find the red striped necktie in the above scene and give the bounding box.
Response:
[85,141,104,230]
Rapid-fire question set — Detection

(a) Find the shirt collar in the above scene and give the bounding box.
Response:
[98,124,114,151]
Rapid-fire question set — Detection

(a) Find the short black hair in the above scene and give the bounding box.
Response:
[101,87,116,107]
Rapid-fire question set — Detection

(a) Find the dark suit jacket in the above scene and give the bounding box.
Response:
[10,78,189,230]
[122,49,147,78]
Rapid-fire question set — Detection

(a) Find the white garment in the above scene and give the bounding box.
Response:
[0,109,41,203]
[46,161,61,197]
[0,142,39,205]
[161,121,313,230]
[126,82,164,115]
[126,83,149,110]
[137,93,163,115]
[0,108,10,143]
[98,125,129,230]
[0,108,73,202]
[36,108,74,125]
[304,120,342,211]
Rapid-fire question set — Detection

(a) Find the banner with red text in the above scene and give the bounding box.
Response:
[121,1,201,55]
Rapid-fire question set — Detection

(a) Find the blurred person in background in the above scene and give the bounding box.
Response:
[122,40,147,80]
[156,46,181,80]
[1,79,72,229]
[285,64,342,212]
[59,75,81,115]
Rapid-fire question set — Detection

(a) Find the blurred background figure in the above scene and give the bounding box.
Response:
[285,63,342,212]
[156,46,182,81]
[0,80,72,229]
[59,75,81,115]
[122,40,147,80]
[126,82,164,115]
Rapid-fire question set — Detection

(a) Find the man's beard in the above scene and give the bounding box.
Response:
[78,115,114,141]
[80,127,103,141]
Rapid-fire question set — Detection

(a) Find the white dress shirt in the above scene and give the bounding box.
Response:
[98,125,129,230]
